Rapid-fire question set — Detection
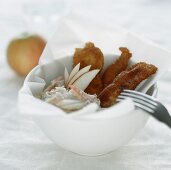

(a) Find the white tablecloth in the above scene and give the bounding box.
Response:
[0,0,171,169]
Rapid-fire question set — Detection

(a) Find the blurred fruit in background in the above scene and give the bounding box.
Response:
[7,33,46,76]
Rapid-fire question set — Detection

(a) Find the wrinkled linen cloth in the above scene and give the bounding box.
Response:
[0,0,171,170]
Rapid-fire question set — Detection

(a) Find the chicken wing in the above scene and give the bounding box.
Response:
[99,62,157,107]
[73,42,104,95]
[102,47,132,88]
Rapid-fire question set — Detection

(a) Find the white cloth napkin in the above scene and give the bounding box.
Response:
[1,13,171,170]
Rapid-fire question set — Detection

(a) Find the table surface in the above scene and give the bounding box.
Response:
[0,0,171,170]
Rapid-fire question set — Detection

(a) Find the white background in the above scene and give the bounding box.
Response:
[0,0,171,169]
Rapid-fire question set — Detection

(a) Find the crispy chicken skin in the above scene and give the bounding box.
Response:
[73,42,104,95]
[85,74,103,95]
[99,62,157,107]
[102,47,132,88]
[73,42,104,70]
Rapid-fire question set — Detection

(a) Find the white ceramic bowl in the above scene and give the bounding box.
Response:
[22,55,157,156]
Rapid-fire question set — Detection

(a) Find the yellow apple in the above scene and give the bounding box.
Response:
[7,33,46,76]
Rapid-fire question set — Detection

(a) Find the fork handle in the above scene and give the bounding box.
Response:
[153,107,171,128]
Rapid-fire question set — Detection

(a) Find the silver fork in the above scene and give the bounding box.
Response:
[117,89,171,128]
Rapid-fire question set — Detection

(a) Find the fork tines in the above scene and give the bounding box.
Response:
[117,89,171,128]
[117,89,157,113]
